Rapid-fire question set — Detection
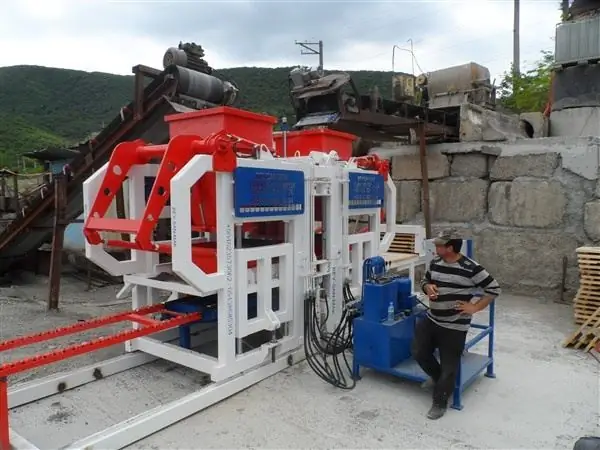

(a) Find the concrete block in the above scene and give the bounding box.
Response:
[550,108,600,138]
[476,228,579,297]
[391,152,449,180]
[490,153,560,180]
[488,182,512,225]
[584,200,600,241]
[430,178,488,222]
[395,181,421,222]
[488,179,566,228]
[520,112,549,138]
[510,179,566,228]
[450,153,489,178]
[436,143,502,156]
[459,103,526,142]
[562,143,599,181]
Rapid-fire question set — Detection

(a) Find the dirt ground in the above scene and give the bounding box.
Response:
[0,272,598,449]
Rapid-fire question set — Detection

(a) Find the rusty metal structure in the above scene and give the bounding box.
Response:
[288,69,459,143]
[287,62,502,238]
[288,63,500,144]
[0,43,237,278]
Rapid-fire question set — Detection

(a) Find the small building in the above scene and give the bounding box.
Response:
[22,146,80,181]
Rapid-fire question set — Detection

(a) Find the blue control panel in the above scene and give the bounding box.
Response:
[234,167,305,218]
[348,172,384,209]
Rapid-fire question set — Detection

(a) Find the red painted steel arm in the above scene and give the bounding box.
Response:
[136,134,202,251]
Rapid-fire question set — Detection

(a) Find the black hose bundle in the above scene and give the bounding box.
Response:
[303,282,358,390]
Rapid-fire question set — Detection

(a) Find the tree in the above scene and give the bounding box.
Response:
[561,0,571,21]
[497,50,554,113]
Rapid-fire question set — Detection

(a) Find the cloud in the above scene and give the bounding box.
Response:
[0,0,560,83]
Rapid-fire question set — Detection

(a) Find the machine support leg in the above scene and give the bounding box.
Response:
[12,173,19,216]
[485,302,496,378]
[451,369,464,410]
[352,360,361,380]
[48,174,67,310]
[418,123,431,238]
[0,377,9,450]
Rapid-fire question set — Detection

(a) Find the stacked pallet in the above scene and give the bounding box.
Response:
[380,233,416,254]
[573,247,600,324]
[563,247,600,351]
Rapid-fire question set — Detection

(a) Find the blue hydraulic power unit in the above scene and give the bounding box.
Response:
[352,241,496,410]
[353,260,420,370]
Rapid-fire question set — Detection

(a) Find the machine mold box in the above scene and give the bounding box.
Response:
[165,106,277,145]
[273,128,356,160]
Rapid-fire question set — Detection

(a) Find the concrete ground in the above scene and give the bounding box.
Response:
[1,273,599,449]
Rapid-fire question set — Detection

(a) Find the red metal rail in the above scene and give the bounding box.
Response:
[0,304,201,450]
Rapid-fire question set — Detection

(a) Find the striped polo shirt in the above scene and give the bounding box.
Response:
[420,255,501,332]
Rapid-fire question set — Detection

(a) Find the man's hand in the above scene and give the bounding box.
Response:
[455,301,479,315]
[424,283,438,300]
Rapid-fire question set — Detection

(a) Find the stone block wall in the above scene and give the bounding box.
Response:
[384,137,600,300]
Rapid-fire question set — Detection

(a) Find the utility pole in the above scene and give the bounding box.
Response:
[513,0,520,76]
[295,40,323,71]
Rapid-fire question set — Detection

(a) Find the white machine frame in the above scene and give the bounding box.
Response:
[344,165,395,293]
[5,146,427,449]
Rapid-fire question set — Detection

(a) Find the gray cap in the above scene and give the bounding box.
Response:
[433,228,460,246]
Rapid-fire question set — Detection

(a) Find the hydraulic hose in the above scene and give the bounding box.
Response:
[303,281,357,390]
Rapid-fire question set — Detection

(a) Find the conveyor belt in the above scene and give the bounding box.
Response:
[0,67,192,274]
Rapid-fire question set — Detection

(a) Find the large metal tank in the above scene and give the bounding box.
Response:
[555,13,600,66]
[420,62,494,109]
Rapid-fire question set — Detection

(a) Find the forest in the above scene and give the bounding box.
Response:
[0,52,552,169]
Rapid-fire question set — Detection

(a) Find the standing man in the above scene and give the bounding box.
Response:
[412,229,501,420]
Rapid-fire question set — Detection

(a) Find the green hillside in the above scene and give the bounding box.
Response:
[0,65,393,169]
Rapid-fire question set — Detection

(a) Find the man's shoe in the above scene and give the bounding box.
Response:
[426,404,447,420]
[420,378,435,391]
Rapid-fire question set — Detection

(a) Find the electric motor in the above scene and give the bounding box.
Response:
[163,46,212,74]
[172,66,238,106]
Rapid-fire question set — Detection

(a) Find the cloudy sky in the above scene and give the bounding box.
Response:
[1,0,561,82]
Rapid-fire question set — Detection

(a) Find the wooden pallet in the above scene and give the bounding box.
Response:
[381,232,416,254]
[563,304,600,351]
[573,247,600,325]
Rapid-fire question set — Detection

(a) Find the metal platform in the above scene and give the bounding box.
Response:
[353,302,496,411]
[392,352,493,405]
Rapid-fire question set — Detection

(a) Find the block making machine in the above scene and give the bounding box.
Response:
[0,102,493,450]
[0,105,407,450]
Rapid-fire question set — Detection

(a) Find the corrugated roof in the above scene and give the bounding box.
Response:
[22,147,80,161]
